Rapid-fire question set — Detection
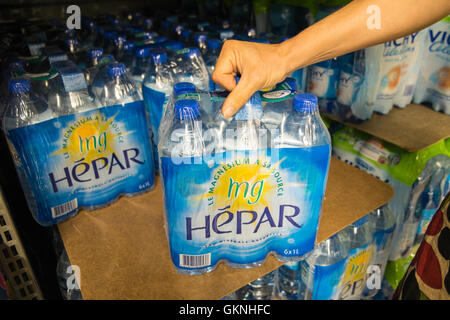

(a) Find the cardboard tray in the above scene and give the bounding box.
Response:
[325,104,450,152]
[57,157,393,300]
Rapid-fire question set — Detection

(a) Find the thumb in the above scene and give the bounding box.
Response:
[221,76,258,119]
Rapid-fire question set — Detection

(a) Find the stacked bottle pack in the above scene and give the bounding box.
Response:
[158,79,331,274]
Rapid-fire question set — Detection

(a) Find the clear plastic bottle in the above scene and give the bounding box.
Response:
[277,261,301,300]
[297,233,349,300]
[142,51,175,147]
[337,215,374,300]
[129,46,151,89]
[362,205,396,299]
[3,78,54,129]
[221,90,269,152]
[97,63,142,107]
[48,62,97,116]
[414,170,443,245]
[119,41,136,70]
[235,271,277,300]
[102,30,117,55]
[194,33,208,55]
[83,48,104,86]
[261,77,297,131]
[2,79,55,225]
[175,47,209,91]
[160,99,206,159]
[275,93,331,148]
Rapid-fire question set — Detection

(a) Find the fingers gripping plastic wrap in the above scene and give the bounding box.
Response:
[2,60,155,226]
[158,78,331,275]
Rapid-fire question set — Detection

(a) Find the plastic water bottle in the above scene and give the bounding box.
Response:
[142,51,175,150]
[172,81,213,124]
[414,171,443,245]
[204,39,221,91]
[129,46,151,89]
[160,99,206,158]
[194,33,208,54]
[112,34,127,61]
[64,38,82,64]
[277,261,301,300]
[235,271,276,300]
[297,233,349,300]
[261,77,297,131]
[362,205,396,299]
[89,54,116,97]
[82,48,103,85]
[97,63,142,107]
[275,93,331,148]
[48,61,98,116]
[221,90,269,151]
[119,41,136,70]
[307,58,339,114]
[102,30,117,54]
[3,78,54,129]
[337,215,373,300]
[175,48,209,90]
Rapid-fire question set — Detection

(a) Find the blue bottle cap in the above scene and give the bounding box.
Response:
[185,47,200,59]
[174,24,184,35]
[135,46,150,58]
[123,41,136,51]
[154,36,166,43]
[65,38,78,47]
[181,29,192,39]
[144,18,153,28]
[103,30,116,40]
[174,82,196,95]
[151,52,167,65]
[206,39,221,50]
[141,31,156,40]
[114,35,126,44]
[194,33,207,44]
[88,48,103,59]
[285,77,297,91]
[8,78,31,94]
[108,63,126,77]
[292,93,318,113]
[174,99,200,120]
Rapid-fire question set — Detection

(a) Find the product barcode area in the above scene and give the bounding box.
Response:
[51,198,78,218]
[180,253,211,268]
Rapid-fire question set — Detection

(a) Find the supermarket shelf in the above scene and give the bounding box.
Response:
[0,187,43,300]
[325,104,450,152]
[57,157,393,300]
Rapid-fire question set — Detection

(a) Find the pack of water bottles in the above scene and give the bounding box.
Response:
[225,203,396,300]
[158,78,331,274]
[1,45,155,226]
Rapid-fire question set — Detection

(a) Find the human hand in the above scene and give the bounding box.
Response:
[212,40,290,118]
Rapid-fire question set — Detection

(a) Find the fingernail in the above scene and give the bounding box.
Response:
[222,107,234,119]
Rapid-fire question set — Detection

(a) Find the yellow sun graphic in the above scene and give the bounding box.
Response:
[51,111,131,164]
